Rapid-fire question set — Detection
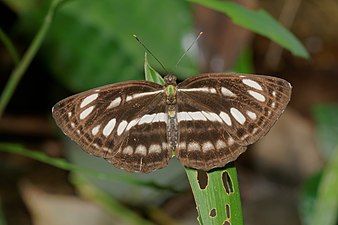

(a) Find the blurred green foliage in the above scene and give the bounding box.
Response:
[0,142,178,192]
[300,105,338,225]
[313,105,338,159]
[18,0,197,91]
[72,175,155,225]
[310,146,338,225]
[189,0,309,58]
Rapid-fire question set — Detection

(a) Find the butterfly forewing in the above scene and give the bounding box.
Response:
[176,73,291,170]
[107,98,171,173]
[52,81,171,172]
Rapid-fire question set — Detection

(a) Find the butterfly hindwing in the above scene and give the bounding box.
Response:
[176,73,291,170]
[107,99,171,173]
[175,98,246,170]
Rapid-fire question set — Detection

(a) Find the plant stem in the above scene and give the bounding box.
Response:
[0,27,20,65]
[0,142,180,193]
[185,163,243,225]
[0,0,64,118]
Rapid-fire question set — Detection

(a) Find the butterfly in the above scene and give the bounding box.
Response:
[52,72,291,173]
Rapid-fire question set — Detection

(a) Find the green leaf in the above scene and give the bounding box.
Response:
[20,0,197,92]
[310,146,338,225]
[144,52,165,85]
[233,48,254,73]
[185,164,243,225]
[299,172,322,225]
[188,0,309,59]
[0,142,179,192]
[312,104,338,158]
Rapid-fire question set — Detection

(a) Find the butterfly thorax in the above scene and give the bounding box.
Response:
[164,75,179,152]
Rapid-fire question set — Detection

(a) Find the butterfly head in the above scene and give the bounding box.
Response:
[164,74,177,85]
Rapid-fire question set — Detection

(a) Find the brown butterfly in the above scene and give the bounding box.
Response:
[52,72,291,173]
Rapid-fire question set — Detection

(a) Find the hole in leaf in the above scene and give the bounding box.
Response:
[197,170,208,189]
[225,204,231,219]
[222,171,233,194]
[209,208,216,217]
[223,221,231,225]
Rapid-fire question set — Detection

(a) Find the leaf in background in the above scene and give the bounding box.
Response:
[0,142,179,192]
[72,175,155,225]
[310,146,338,225]
[144,52,165,85]
[299,172,322,225]
[19,0,197,91]
[188,0,309,59]
[312,105,338,159]
[232,48,254,73]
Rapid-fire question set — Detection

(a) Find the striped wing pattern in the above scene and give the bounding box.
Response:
[52,72,291,173]
[52,81,170,172]
[176,73,291,170]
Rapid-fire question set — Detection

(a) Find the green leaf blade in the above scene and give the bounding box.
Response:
[144,52,165,85]
[188,0,309,59]
[185,165,243,225]
[310,146,338,225]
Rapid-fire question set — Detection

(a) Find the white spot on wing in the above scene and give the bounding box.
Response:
[126,90,163,102]
[179,87,217,94]
[126,119,139,131]
[91,124,101,135]
[70,122,75,128]
[117,120,128,136]
[248,90,266,102]
[107,97,121,109]
[188,111,207,121]
[135,145,147,155]
[252,128,259,134]
[188,142,201,151]
[221,87,236,97]
[219,112,232,126]
[228,137,234,146]
[177,112,193,122]
[216,140,226,150]
[126,96,133,101]
[138,114,156,125]
[103,118,116,136]
[242,79,263,90]
[202,142,214,152]
[271,102,276,108]
[202,111,223,123]
[153,113,167,123]
[178,142,186,150]
[68,112,72,117]
[123,146,133,155]
[246,111,257,120]
[80,106,95,119]
[272,91,277,97]
[230,108,246,124]
[80,93,98,108]
[149,144,161,154]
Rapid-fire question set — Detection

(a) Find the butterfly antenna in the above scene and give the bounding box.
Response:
[133,35,168,73]
[176,31,203,67]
